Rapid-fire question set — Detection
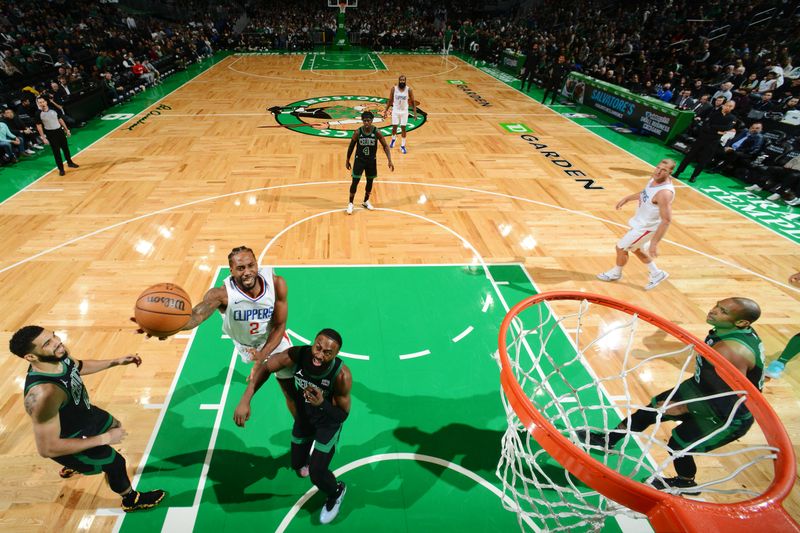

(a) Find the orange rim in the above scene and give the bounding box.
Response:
[498,291,798,532]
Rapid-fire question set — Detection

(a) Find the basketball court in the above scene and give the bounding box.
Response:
[0,17,798,533]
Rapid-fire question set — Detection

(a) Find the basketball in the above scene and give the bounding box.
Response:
[134,283,192,337]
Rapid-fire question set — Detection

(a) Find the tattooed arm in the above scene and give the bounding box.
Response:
[26,384,127,457]
[181,286,227,331]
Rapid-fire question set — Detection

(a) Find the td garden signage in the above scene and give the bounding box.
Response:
[268,95,427,139]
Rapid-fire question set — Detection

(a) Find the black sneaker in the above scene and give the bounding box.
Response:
[67,162,79,168]
[574,429,623,449]
[122,489,167,512]
[651,476,699,495]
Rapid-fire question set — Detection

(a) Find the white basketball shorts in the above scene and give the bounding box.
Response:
[234,334,294,378]
[392,109,409,127]
[617,228,654,252]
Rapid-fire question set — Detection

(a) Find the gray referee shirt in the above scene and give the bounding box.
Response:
[36,108,62,131]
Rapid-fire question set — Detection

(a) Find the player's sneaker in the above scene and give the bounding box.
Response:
[650,476,699,495]
[362,200,375,210]
[645,270,669,290]
[389,138,396,148]
[744,184,762,191]
[320,482,346,524]
[401,145,407,154]
[596,270,622,282]
[59,467,79,479]
[765,360,785,379]
[122,489,166,512]
[767,192,782,201]
[787,197,800,206]
[346,203,353,215]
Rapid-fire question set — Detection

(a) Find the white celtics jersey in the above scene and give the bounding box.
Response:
[628,179,675,231]
[221,267,278,348]
[393,85,409,113]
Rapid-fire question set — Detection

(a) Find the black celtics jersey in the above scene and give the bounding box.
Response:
[695,327,765,419]
[24,357,111,438]
[355,126,378,161]
[289,345,344,426]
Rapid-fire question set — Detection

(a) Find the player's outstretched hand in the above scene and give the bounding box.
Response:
[117,354,143,367]
[233,401,251,427]
[615,198,628,210]
[130,317,169,341]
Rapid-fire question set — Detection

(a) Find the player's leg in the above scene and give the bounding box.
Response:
[311,427,346,524]
[390,112,400,148]
[399,112,408,153]
[674,141,703,179]
[362,161,377,209]
[632,241,669,290]
[348,160,365,214]
[291,417,314,477]
[598,229,647,281]
[766,333,800,378]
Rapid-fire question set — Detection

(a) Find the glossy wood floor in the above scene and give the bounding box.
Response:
[0,54,797,531]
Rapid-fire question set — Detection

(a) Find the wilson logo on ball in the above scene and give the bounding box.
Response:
[145,296,187,310]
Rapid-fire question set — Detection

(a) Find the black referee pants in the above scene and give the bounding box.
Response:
[44,128,74,172]
[675,135,719,180]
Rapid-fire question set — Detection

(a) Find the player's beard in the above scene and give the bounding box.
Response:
[399,82,406,89]
[38,348,68,364]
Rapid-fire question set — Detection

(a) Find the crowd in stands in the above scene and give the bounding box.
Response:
[0,0,226,165]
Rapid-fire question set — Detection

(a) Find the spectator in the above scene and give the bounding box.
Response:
[712,81,734,103]
[674,100,738,183]
[3,108,44,151]
[746,153,800,206]
[713,122,765,172]
[674,89,695,110]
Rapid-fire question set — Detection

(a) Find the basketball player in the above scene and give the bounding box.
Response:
[9,326,166,512]
[234,329,351,525]
[171,245,297,418]
[764,271,800,379]
[579,297,764,493]
[597,159,675,290]
[345,110,394,215]
[384,74,417,154]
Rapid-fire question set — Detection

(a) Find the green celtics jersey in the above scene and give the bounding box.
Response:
[355,126,378,161]
[695,327,765,418]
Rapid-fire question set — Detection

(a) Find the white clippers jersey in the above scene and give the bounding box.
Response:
[628,179,675,232]
[221,267,277,347]
[393,85,410,113]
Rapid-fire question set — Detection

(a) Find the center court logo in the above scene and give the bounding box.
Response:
[268,95,427,139]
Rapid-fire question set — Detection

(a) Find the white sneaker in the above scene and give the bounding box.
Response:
[597,270,622,282]
[645,270,669,290]
[319,482,346,524]
[787,197,800,206]
[346,203,353,215]
[744,184,762,191]
[23,149,35,155]
[362,200,374,210]
[767,192,781,201]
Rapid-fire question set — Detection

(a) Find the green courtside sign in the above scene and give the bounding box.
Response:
[268,95,427,139]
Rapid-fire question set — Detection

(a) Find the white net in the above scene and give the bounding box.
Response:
[496,297,779,532]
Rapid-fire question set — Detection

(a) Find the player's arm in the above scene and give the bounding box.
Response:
[27,384,127,457]
[715,339,756,375]
[253,275,288,365]
[182,287,227,330]
[384,86,394,117]
[376,130,394,171]
[234,347,298,427]
[345,129,359,170]
[409,87,417,119]
[79,354,142,375]
[615,191,640,209]
[306,364,351,423]
[648,190,674,258]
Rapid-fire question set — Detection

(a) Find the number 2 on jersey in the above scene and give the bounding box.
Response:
[249,322,259,334]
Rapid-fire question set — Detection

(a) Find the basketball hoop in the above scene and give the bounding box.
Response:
[497,291,798,532]
[338,0,347,14]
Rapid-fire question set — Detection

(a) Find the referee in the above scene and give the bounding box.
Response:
[34,95,79,176]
